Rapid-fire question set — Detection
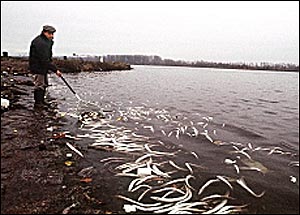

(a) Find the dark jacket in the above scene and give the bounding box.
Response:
[29,33,57,74]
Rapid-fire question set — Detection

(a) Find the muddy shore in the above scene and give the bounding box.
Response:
[1,57,128,214]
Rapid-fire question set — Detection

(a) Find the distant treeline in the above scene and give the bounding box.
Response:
[103,55,299,72]
[2,51,298,72]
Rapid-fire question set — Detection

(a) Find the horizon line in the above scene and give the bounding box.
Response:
[1,51,299,66]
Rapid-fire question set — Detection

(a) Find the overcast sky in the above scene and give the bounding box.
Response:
[1,1,299,64]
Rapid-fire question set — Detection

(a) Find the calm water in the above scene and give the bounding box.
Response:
[49,66,299,214]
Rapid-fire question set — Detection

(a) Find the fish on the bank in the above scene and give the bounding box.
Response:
[144,125,154,133]
[190,151,199,159]
[150,185,192,203]
[151,165,170,178]
[233,164,240,174]
[198,178,220,195]
[168,160,188,171]
[200,130,213,142]
[185,174,196,190]
[224,158,236,165]
[216,175,233,190]
[236,177,265,198]
[231,146,252,160]
[185,163,194,175]
[289,161,299,167]
[240,158,268,174]
[202,199,228,214]
[267,146,284,155]
[161,130,167,136]
[116,194,162,207]
[66,142,84,158]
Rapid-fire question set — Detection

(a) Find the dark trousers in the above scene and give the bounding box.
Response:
[33,74,48,104]
[33,74,48,91]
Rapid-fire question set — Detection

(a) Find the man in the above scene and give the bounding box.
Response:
[29,25,62,107]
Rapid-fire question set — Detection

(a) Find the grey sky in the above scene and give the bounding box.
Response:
[1,1,299,64]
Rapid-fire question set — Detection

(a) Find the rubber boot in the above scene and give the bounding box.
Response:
[34,89,44,108]
[43,90,52,107]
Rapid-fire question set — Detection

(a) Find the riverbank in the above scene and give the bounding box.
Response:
[1,58,126,214]
[1,56,132,73]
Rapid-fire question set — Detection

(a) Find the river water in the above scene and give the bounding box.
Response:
[49,65,299,214]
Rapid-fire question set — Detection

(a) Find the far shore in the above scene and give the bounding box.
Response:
[131,63,300,73]
[103,54,299,72]
[2,54,298,73]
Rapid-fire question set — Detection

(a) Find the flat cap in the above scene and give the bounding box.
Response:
[43,25,56,33]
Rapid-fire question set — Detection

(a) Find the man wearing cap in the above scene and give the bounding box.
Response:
[29,25,62,107]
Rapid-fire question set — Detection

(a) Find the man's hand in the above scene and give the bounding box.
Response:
[56,70,62,77]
